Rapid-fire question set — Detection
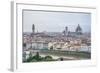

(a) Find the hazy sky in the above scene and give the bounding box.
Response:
[23,10,91,33]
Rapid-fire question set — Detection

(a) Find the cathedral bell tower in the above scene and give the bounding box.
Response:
[32,24,35,33]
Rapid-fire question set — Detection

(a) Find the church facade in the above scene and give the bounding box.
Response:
[63,24,83,37]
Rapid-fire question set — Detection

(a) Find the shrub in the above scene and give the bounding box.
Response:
[44,55,53,61]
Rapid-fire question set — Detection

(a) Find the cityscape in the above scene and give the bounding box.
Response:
[22,11,91,62]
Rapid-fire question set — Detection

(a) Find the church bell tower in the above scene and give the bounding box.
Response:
[32,24,35,33]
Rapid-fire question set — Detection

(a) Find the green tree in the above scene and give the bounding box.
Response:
[26,51,33,62]
[29,51,32,58]
[34,52,41,61]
